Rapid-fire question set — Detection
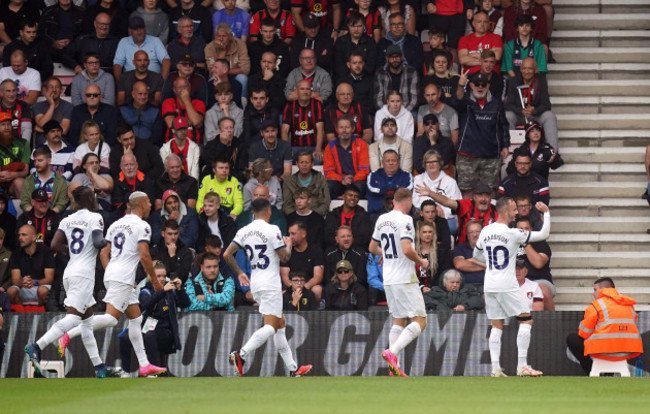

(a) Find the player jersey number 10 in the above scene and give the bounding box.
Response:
[485,246,508,270]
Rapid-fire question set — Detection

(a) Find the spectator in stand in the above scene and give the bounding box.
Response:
[248,119,293,180]
[156,154,199,210]
[325,83,372,144]
[283,271,317,311]
[161,54,209,102]
[366,150,413,216]
[368,119,413,172]
[506,123,563,181]
[212,0,250,42]
[503,0,548,46]
[505,57,558,149]
[116,50,164,107]
[415,199,452,265]
[513,193,542,230]
[196,192,237,252]
[424,0,470,67]
[71,52,116,107]
[82,0,129,39]
[66,12,119,75]
[282,151,330,216]
[374,45,419,114]
[324,186,371,251]
[0,194,17,251]
[285,187,325,248]
[247,51,286,116]
[0,112,29,199]
[205,82,244,142]
[0,228,11,290]
[111,152,156,216]
[422,49,458,103]
[7,224,55,306]
[39,0,84,70]
[334,12,377,79]
[184,252,235,311]
[72,121,111,171]
[119,81,164,144]
[423,269,484,311]
[148,220,194,282]
[498,152,550,205]
[17,188,61,246]
[20,147,69,213]
[464,49,505,103]
[32,77,73,147]
[0,79,33,142]
[151,190,199,249]
[201,117,246,179]
[160,117,201,181]
[338,51,374,114]
[32,120,74,182]
[241,86,281,148]
[249,0,296,44]
[414,220,448,290]
[417,83,460,148]
[109,124,164,180]
[291,0,341,34]
[422,28,451,76]
[344,0,382,41]
[452,220,486,288]
[68,153,114,215]
[248,18,291,79]
[69,84,119,147]
[413,114,456,175]
[196,157,243,218]
[289,13,334,73]
[113,16,171,81]
[472,0,503,36]
[458,11,503,74]
[282,80,325,163]
[323,259,368,311]
[235,184,287,233]
[502,14,546,78]
[205,23,250,99]
[0,0,40,57]
[281,221,325,300]
[2,19,53,81]
[376,12,421,71]
[516,216,555,310]
[285,48,332,104]
[168,0,214,44]
[324,115,370,198]
[130,0,169,46]
[452,71,509,195]
[167,16,207,70]
[162,76,206,144]
[366,252,385,304]
[516,257,544,312]
[244,158,282,211]
[374,93,414,144]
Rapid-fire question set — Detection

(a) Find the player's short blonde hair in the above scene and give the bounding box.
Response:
[393,188,412,203]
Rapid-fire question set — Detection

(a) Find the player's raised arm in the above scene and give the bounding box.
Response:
[277,236,293,263]
[224,242,249,286]
[528,202,551,243]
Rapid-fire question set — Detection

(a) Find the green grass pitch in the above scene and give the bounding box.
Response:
[2,377,648,414]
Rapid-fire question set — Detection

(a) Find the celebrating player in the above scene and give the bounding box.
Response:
[369,188,429,377]
[25,186,118,378]
[473,197,550,377]
[57,192,167,377]
[223,198,312,377]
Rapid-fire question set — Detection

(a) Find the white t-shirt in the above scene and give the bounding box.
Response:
[0,67,41,101]
[474,222,530,293]
[58,209,104,280]
[104,214,152,285]
[519,278,543,310]
[371,210,418,285]
[232,219,285,292]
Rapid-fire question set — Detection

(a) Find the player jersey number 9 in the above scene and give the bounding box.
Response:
[245,244,270,269]
[485,246,508,270]
[380,233,399,259]
[113,232,126,257]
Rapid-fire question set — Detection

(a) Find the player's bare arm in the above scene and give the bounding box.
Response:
[223,242,249,286]
[50,230,68,255]
[139,241,162,291]
[99,243,111,269]
[528,203,551,243]
[277,236,293,262]
[401,239,429,269]
[368,239,382,256]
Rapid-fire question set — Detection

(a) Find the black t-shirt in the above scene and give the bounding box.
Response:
[8,244,55,281]
[524,241,553,283]
[280,243,324,282]
[286,211,325,249]
[389,71,401,93]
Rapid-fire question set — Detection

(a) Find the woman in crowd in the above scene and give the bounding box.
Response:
[423,269,484,311]
[373,90,414,143]
[415,221,439,291]
[423,49,459,102]
[323,260,368,311]
[69,153,114,213]
[378,0,415,36]
[243,158,282,211]
[507,122,563,180]
[72,121,111,171]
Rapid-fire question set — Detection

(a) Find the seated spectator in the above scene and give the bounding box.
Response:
[374,92,414,144]
[167,16,207,70]
[415,220,451,290]
[109,124,165,179]
[513,194,543,230]
[416,83,459,148]
[119,81,164,145]
[289,13,333,73]
[338,51,374,114]
[506,123,563,181]
[161,55,209,102]
[516,257,544,312]
[81,0,129,43]
[116,50,164,107]
[7,225,55,306]
[20,147,69,214]
[0,79,32,142]
[503,0,548,46]
[235,184,287,233]
[0,112,29,198]
[241,85,281,146]
[155,154,199,210]
[71,52,116,107]
[184,252,235,311]
[281,80,325,162]
[502,14,547,78]
[415,199,452,270]
[366,252,385,305]
[458,11,503,74]
[151,190,199,249]
[32,77,73,147]
[0,227,11,289]
[324,115,370,198]
[32,121,74,182]
[247,18,291,79]
[201,117,246,180]
[111,153,156,216]
[168,0,213,44]
[69,153,114,214]
[323,259,368,311]
[376,12,421,70]
[160,116,201,181]
[130,0,169,46]
[149,220,194,282]
[17,188,62,246]
[2,19,53,81]
[284,48,332,103]
[516,216,555,310]
[465,49,505,103]
[162,76,206,144]
[0,286,7,358]
[285,187,325,249]
[0,49,40,106]
[324,186,371,251]
[413,114,456,175]
[248,119,293,180]
[66,12,118,75]
[72,121,111,171]
[280,221,324,300]
[205,23,250,99]
[40,0,84,70]
[0,194,17,251]
[452,221,486,287]
[504,57,558,149]
[374,45,419,114]
[196,157,243,218]
[283,270,317,311]
[422,49,459,103]
[248,0,295,45]
[422,27,452,76]
[243,158,282,211]
[473,0,503,36]
[497,152,550,205]
[196,192,237,252]
[247,52,286,114]
[369,118,413,172]
[212,0,251,42]
[69,84,119,147]
[324,82,372,144]
[282,151,330,216]
[113,16,171,81]
[367,150,413,216]
[345,0,382,42]
[205,82,244,142]
[334,12,377,79]
[206,59,243,109]
[423,269,484,311]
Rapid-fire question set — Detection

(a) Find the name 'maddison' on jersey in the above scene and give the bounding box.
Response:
[475,222,530,293]
[58,209,104,280]
[103,214,152,286]
[232,219,285,292]
[371,210,418,285]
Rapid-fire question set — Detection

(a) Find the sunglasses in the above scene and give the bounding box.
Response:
[337,269,351,274]
[474,82,488,88]
[85,93,100,98]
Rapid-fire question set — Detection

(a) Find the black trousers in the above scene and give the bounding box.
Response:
[120,328,175,371]
[566,333,592,375]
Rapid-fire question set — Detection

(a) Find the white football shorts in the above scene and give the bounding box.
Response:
[485,290,531,320]
[63,276,96,313]
[252,289,283,319]
[103,280,138,313]
[385,283,427,319]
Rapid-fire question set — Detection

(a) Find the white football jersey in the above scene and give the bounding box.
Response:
[519,278,543,310]
[232,219,285,292]
[58,209,104,280]
[475,222,530,292]
[371,210,418,285]
[104,214,152,285]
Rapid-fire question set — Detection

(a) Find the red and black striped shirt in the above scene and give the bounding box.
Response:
[324,102,368,137]
[282,98,323,147]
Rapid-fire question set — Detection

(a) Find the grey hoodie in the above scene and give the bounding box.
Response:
[71,69,116,106]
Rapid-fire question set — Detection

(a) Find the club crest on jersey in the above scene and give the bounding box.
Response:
[527,292,533,299]
[145,227,150,235]
[226,187,232,195]
[406,224,412,232]
[276,234,282,241]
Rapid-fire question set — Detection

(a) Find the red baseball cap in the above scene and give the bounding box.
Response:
[173,116,189,130]
[0,112,11,123]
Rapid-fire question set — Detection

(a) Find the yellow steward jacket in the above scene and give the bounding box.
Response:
[578,288,643,361]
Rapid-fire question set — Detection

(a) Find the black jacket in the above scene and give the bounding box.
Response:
[323,281,368,311]
[324,205,371,252]
[196,209,237,253]
[139,282,191,352]
[324,246,368,287]
[334,34,378,80]
[109,139,164,180]
[248,37,291,78]
[3,37,53,80]
[39,4,85,44]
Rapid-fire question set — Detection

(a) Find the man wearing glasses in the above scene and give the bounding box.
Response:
[69,84,119,146]
[498,152,550,205]
[70,52,116,106]
[166,16,207,71]
[284,48,332,103]
[376,13,422,76]
[65,12,118,75]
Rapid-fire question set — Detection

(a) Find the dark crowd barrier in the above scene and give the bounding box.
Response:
[2,311,649,378]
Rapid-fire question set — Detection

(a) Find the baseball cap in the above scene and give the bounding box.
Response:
[0,112,11,123]
[179,54,195,65]
[31,188,49,202]
[162,189,180,203]
[473,182,492,195]
[385,44,402,57]
[525,122,542,135]
[43,120,63,135]
[516,257,526,267]
[470,72,490,85]
[336,260,353,272]
[381,117,397,127]
[129,16,145,30]
[173,116,189,130]
[260,118,278,130]
[303,13,319,28]
[422,113,438,125]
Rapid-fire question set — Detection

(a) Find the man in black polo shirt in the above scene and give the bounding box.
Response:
[249,119,293,181]
[280,221,325,301]
[7,225,55,306]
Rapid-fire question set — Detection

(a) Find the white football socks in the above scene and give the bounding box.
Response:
[389,322,421,355]
[517,323,532,368]
[388,325,404,365]
[80,317,102,366]
[128,316,150,367]
[489,327,503,371]
[37,314,81,349]
[67,313,118,339]
[240,324,276,359]
[273,328,297,372]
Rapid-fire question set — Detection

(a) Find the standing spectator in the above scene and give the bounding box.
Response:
[204,23,251,99]
[248,119,293,180]
[204,82,244,142]
[282,80,325,162]
[196,192,238,252]
[7,225,55,306]
[334,12,377,79]
[212,0,251,42]
[458,11,503,74]
[161,54,209,102]
[243,158,282,211]
[160,117,201,181]
[130,0,169,46]
[32,120,74,182]
[280,221,325,301]
[324,186,371,251]
[452,221,485,287]
[39,0,84,70]
[68,153,114,215]
[323,259,368,310]
[284,48,332,103]
[168,0,214,44]
[109,124,164,180]
[196,158,243,218]
[71,52,117,106]
[162,76,206,144]
[20,147,69,213]
[151,190,200,249]
[16,188,62,246]
[66,12,119,74]
[119,81,164,144]
[0,79,33,142]
[249,0,296,44]
[368,118,413,172]
[373,92,414,143]
[116,51,164,107]
[32,77,73,147]
[184,252,235,311]
[282,151,330,216]
[289,13,334,73]
[498,152,550,205]
[516,216,555,310]
[366,150,413,216]
[324,83,372,144]
[338,51,374,114]
[285,187,325,249]
[376,12,422,72]
[282,271,317,311]
[155,154,199,210]
[247,18,291,78]
[2,19,53,81]
[413,114,456,175]
[241,85,281,146]
[417,83,459,147]
[0,51,40,106]
[373,45,419,113]
[72,121,112,171]
[69,84,119,146]
[0,113,29,199]
[111,153,157,216]
[167,16,207,70]
[201,117,246,179]
[502,14,546,78]
[113,16,171,81]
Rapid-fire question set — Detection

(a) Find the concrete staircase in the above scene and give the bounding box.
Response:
[547,0,650,310]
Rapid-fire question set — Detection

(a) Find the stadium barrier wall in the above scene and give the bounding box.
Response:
[2,311,649,378]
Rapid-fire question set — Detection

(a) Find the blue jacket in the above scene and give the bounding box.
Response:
[139,282,191,351]
[184,272,235,311]
[119,104,164,146]
[366,254,384,291]
[150,205,200,249]
[452,92,510,159]
[366,168,413,215]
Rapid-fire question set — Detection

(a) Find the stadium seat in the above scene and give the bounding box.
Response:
[589,358,630,377]
[27,360,65,378]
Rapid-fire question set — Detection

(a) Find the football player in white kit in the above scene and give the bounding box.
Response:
[223,198,312,377]
[369,188,429,377]
[57,192,167,377]
[473,197,550,377]
[25,186,118,377]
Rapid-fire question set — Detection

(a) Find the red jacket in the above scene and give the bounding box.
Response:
[323,136,370,182]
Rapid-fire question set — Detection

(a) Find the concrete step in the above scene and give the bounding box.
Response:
[549,80,650,96]
[548,163,645,182]
[553,268,650,287]
[552,30,650,48]
[554,14,650,30]
[550,198,649,217]
[550,47,650,64]
[555,286,650,306]
[547,63,650,81]
[549,217,650,233]
[558,130,650,147]
[558,147,644,163]
[557,114,650,130]
[551,96,650,114]
[551,251,650,267]
[548,233,650,252]
[555,0,650,14]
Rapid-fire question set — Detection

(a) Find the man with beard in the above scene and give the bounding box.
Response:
[0,112,29,198]
[116,51,164,107]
